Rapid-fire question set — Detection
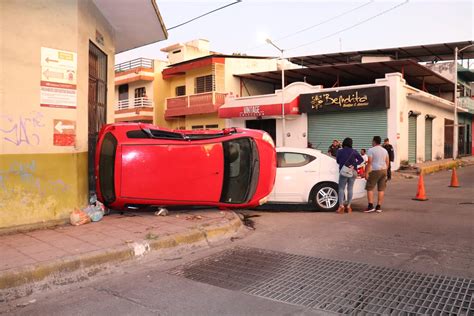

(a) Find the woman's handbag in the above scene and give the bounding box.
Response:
[340,150,356,178]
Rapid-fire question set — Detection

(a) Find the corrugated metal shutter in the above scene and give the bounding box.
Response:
[307,110,387,152]
[408,115,417,163]
[424,118,433,161]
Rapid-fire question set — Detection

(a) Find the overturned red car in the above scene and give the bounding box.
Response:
[95,123,276,211]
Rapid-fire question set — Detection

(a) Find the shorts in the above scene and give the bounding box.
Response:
[366,169,387,191]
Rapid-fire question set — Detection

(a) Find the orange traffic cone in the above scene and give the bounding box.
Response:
[449,167,460,188]
[413,173,428,201]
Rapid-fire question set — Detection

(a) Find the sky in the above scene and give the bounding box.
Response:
[115,0,473,64]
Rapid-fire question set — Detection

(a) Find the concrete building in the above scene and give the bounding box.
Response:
[114,58,168,124]
[0,0,167,230]
[159,39,279,130]
[219,42,474,169]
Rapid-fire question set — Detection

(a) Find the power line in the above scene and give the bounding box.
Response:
[167,0,242,31]
[245,0,374,53]
[276,0,374,42]
[287,0,410,52]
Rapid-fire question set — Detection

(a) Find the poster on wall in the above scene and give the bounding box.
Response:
[53,119,76,146]
[40,47,77,109]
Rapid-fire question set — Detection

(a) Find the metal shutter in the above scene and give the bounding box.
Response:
[425,119,433,161]
[307,110,387,152]
[408,115,417,163]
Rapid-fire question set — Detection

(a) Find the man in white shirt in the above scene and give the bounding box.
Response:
[364,136,389,213]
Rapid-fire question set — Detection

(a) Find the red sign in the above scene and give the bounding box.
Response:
[219,97,300,118]
[53,119,76,146]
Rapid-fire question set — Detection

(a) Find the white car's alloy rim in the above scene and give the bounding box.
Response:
[317,187,338,209]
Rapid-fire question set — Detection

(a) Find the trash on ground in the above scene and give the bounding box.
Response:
[145,232,159,240]
[155,208,169,216]
[70,197,106,225]
[70,209,91,226]
[186,215,203,220]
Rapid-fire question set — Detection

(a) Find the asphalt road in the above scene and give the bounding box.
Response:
[3,166,474,315]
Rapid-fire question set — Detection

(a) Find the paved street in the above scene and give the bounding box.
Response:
[2,166,473,315]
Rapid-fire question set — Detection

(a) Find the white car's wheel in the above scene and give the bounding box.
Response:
[312,183,339,212]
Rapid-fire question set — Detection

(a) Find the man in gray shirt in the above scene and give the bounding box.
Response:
[364,136,389,213]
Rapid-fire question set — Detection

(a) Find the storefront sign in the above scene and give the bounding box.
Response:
[299,86,389,113]
[240,105,265,117]
[40,47,77,109]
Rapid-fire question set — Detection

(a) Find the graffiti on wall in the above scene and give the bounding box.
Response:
[0,112,45,146]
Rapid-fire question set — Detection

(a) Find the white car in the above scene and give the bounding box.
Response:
[268,147,366,211]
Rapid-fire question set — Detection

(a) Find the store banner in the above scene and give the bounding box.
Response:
[300,86,389,113]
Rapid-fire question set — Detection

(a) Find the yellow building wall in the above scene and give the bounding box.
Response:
[0,0,115,230]
[184,114,226,130]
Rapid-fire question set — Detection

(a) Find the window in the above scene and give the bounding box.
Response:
[192,125,204,130]
[175,85,186,96]
[277,152,316,168]
[220,138,259,204]
[205,124,219,130]
[118,84,128,101]
[172,49,181,54]
[195,75,214,93]
[135,87,146,98]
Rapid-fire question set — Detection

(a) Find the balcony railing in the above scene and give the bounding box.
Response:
[115,58,154,73]
[459,96,474,113]
[165,92,227,117]
[116,97,153,110]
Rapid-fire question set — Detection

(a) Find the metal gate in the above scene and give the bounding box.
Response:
[408,115,417,164]
[307,110,387,152]
[88,42,107,195]
[425,118,433,161]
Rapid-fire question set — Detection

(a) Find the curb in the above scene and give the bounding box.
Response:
[0,212,243,298]
[419,160,460,175]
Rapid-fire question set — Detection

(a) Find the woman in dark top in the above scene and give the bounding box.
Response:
[336,138,364,214]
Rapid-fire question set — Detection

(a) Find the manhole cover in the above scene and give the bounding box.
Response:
[170,248,474,315]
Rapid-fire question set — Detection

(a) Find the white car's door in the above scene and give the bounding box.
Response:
[272,152,319,203]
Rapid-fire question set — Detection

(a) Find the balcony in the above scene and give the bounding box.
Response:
[115,58,155,85]
[459,97,474,114]
[165,92,227,118]
[115,58,154,73]
[115,97,154,123]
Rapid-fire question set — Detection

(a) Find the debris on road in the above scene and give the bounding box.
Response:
[186,215,202,220]
[155,208,169,216]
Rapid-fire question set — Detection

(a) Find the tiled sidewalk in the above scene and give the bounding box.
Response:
[0,210,237,274]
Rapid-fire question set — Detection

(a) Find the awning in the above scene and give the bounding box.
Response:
[219,97,300,118]
[93,0,168,53]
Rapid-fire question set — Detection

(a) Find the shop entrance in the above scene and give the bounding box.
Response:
[444,119,453,159]
[88,42,107,196]
[408,114,418,164]
[246,119,276,143]
[424,118,433,161]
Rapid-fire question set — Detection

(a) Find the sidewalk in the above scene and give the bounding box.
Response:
[0,209,243,301]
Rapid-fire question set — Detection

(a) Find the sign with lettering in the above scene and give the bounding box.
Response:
[240,105,265,117]
[40,47,77,109]
[299,86,389,113]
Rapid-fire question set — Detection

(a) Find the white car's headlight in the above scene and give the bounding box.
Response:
[262,132,275,148]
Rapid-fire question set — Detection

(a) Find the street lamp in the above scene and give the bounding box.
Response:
[453,43,474,159]
[266,38,286,146]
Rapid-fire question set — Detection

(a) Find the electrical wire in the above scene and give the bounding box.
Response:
[286,0,410,52]
[245,0,374,53]
[276,0,374,42]
[167,0,242,31]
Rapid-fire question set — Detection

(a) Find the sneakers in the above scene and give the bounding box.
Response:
[364,204,376,213]
[375,205,383,213]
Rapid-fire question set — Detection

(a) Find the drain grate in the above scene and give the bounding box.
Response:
[170,248,474,315]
